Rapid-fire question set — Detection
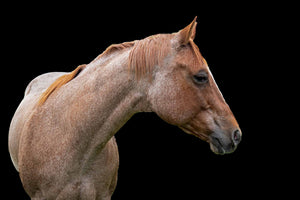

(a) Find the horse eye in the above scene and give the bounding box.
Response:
[193,71,208,84]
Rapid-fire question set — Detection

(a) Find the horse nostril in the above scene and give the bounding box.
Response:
[232,129,241,144]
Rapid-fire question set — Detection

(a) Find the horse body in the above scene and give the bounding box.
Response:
[9,17,242,199]
[9,49,145,199]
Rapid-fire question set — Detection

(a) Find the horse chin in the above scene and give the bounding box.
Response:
[209,142,226,155]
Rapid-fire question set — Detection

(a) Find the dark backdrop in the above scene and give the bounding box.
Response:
[3,2,288,199]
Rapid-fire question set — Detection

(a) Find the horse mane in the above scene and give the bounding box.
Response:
[92,34,172,79]
[38,64,86,105]
[38,34,172,105]
[92,41,135,62]
[128,34,172,80]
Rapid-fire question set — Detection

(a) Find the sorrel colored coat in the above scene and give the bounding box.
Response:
[9,17,241,199]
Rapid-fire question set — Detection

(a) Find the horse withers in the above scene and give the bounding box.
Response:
[9,17,241,199]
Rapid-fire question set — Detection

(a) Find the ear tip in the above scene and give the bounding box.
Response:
[192,16,197,26]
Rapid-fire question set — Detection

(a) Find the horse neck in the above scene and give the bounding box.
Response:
[66,49,150,148]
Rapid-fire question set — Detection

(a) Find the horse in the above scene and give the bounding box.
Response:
[8,17,241,199]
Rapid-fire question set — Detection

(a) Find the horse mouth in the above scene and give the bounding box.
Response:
[179,126,209,142]
[180,126,236,155]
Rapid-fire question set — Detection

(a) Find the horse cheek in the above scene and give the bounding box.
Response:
[148,79,198,126]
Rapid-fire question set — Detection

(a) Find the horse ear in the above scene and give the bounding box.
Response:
[177,16,197,45]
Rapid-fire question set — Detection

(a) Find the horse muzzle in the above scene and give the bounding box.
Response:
[209,129,242,155]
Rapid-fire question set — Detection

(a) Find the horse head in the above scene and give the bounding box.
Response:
[144,17,242,154]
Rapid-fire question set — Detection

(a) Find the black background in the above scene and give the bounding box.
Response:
[2,2,291,199]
